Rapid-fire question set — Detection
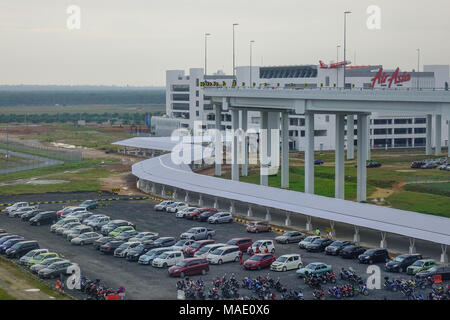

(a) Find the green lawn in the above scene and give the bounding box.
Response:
[386,190,450,218]
[404,182,450,197]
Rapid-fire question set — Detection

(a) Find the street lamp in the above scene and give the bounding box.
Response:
[336,44,341,88]
[416,48,420,89]
[249,40,255,87]
[233,23,239,78]
[343,11,351,89]
[204,33,211,76]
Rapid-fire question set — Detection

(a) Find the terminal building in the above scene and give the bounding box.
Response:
[158,62,450,152]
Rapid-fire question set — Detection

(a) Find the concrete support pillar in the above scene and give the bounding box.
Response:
[151,183,156,194]
[214,197,219,209]
[441,245,448,263]
[353,226,360,243]
[357,114,368,202]
[329,221,336,239]
[409,238,416,254]
[426,114,433,155]
[285,213,291,227]
[380,232,387,249]
[335,114,345,199]
[347,115,355,160]
[281,112,289,188]
[306,216,312,232]
[198,194,204,207]
[435,114,442,155]
[161,185,166,197]
[247,205,253,217]
[241,110,249,176]
[230,201,235,215]
[173,188,177,200]
[367,116,371,160]
[260,111,269,186]
[214,104,223,176]
[265,208,271,222]
[448,118,450,157]
[184,192,189,204]
[231,109,240,181]
[305,113,315,194]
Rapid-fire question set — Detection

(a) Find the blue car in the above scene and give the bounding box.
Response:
[79,200,99,210]
[0,237,25,254]
[0,235,22,245]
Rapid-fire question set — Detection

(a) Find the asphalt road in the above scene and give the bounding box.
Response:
[0,192,443,300]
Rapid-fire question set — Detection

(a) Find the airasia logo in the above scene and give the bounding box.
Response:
[370,67,411,88]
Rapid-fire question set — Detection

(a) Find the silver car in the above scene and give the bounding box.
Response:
[50,217,79,233]
[154,201,175,211]
[208,212,233,224]
[71,232,101,245]
[30,257,65,274]
[275,231,306,244]
[19,249,49,266]
[66,225,93,241]
[56,222,81,235]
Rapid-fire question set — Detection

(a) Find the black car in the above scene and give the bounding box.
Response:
[325,240,353,256]
[153,237,176,248]
[38,260,73,279]
[358,248,390,264]
[196,210,218,222]
[29,211,57,226]
[5,240,40,259]
[20,210,40,221]
[367,161,382,168]
[415,266,450,281]
[340,245,366,259]
[94,236,114,250]
[385,254,423,273]
[305,238,334,252]
[100,240,125,255]
[125,243,155,261]
[314,159,324,165]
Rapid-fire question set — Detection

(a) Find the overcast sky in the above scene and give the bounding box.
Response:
[0,0,449,86]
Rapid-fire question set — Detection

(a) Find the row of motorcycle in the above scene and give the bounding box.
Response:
[383,276,449,300]
[78,277,125,300]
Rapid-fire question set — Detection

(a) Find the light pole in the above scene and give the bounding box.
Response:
[204,33,211,76]
[249,40,255,87]
[336,44,341,88]
[416,48,420,89]
[232,23,239,78]
[343,11,351,89]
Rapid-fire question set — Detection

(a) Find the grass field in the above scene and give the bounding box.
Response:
[0,153,35,169]
[0,104,165,115]
[404,182,450,197]
[386,190,450,218]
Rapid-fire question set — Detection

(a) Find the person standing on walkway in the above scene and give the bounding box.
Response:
[315,228,320,236]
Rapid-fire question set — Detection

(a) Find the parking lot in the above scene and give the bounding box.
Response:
[0,192,445,300]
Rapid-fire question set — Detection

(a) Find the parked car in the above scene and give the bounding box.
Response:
[5,202,31,215]
[305,238,335,252]
[86,216,110,231]
[176,207,198,218]
[187,208,217,220]
[153,237,177,248]
[79,200,99,210]
[172,239,196,252]
[38,260,76,279]
[296,262,332,278]
[9,206,38,218]
[154,200,175,211]
[415,265,450,281]
[180,227,216,240]
[27,252,60,267]
[226,238,253,252]
[0,237,25,254]
[93,236,114,250]
[101,220,135,236]
[243,253,276,270]
[367,161,382,168]
[56,222,81,235]
[340,245,366,259]
[19,249,49,266]
[70,232,101,245]
[247,240,275,254]
[270,254,303,272]
[56,206,78,219]
[126,243,157,261]
[207,212,233,224]
[184,240,216,257]
[358,248,390,264]
[78,212,95,223]
[129,232,159,242]
[30,257,65,274]
[66,225,93,241]
[82,214,107,224]
[168,258,209,277]
[152,250,184,268]
[385,254,423,273]
[115,230,140,241]
[314,159,324,165]
[100,240,126,255]
[325,240,354,256]
[207,245,240,265]
[406,259,437,275]
[5,240,40,258]
[114,241,141,258]
[50,217,79,233]
[21,210,41,221]
[166,202,188,213]
[275,231,306,244]
[0,235,22,245]
[29,211,57,226]
[194,243,226,258]
[197,210,220,222]
[411,161,425,169]
[64,207,88,218]
[246,221,271,233]
[138,247,175,265]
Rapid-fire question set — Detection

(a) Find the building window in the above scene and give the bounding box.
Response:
[196,90,199,97]
[196,111,199,117]
[394,118,412,124]
[325,115,330,122]
[414,118,426,124]
[196,79,199,86]
[414,127,426,134]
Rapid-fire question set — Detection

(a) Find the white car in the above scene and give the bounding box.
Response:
[247,240,275,254]
[154,201,175,211]
[152,250,184,267]
[166,202,188,213]
[176,207,197,218]
[207,245,240,265]
[50,217,79,233]
[194,243,227,258]
[5,202,30,214]
[172,239,196,251]
[9,206,38,218]
[270,254,303,272]
[207,212,233,224]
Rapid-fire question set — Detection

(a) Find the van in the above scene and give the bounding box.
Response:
[5,241,40,259]
[152,250,184,267]
[29,211,57,226]
[207,245,240,264]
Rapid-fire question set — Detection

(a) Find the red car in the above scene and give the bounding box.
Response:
[226,238,253,252]
[168,258,209,277]
[243,253,276,270]
[56,206,77,218]
[186,208,217,220]
[184,239,215,257]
